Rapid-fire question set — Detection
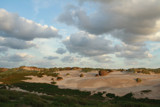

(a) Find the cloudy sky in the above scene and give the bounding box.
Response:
[0,0,160,68]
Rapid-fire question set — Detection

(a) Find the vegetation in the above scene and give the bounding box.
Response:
[66,73,70,76]
[56,77,63,80]
[136,78,142,83]
[95,74,99,77]
[80,73,84,77]
[141,90,152,93]
[0,83,160,107]
[0,68,59,84]
[81,68,93,72]
[81,68,113,73]
[51,81,56,85]
[127,68,160,74]
[99,70,109,76]
[0,66,160,106]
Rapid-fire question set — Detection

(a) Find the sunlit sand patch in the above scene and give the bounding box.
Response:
[23,70,160,99]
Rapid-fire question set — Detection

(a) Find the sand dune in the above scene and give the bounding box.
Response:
[22,75,53,84]
[22,70,160,100]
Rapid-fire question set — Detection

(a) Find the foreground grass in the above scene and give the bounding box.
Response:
[0,82,160,107]
[0,68,59,84]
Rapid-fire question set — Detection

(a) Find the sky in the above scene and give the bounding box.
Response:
[0,0,160,68]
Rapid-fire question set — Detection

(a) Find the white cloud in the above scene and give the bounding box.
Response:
[61,56,79,63]
[0,46,8,53]
[63,31,115,57]
[0,8,61,40]
[0,53,33,62]
[58,0,160,43]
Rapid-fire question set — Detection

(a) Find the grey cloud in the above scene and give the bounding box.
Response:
[0,46,8,53]
[0,9,61,40]
[0,53,31,62]
[61,56,79,63]
[28,60,55,68]
[116,43,152,59]
[63,31,115,57]
[56,48,66,54]
[0,38,35,49]
[44,56,59,60]
[58,0,160,43]
[0,61,16,68]
[92,55,113,63]
[63,31,152,62]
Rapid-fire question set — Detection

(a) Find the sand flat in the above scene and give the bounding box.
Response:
[22,70,160,99]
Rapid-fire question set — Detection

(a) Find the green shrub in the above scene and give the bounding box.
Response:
[0,94,9,102]
[81,68,93,72]
[141,90,151,93]
[57,77,63,81]
[37,73,43,77]
[80,73,84,77]
[136,78,142,83]
[51,81,56,85]
[95,74,99,77]
[106,93,116,98]
[66,73,70,76]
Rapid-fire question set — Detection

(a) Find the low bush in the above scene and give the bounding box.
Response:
[141,90,152,93]
[80,73,84,77]
[66,73,70,76]
[81,68,93,72]
[51,81,56,85]
[136,78,142,83]
[106,93,116,98]
[95,74,99,77]
[57,77,63,81]
[99,70,108,76]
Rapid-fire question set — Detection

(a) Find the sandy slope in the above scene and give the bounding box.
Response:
[22,70,160,100]
[22,75,53,84]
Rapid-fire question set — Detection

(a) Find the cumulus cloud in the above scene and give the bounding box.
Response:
[57,0,160,63]
[0,37,35,49]
[56,48,66,54]
[116,43,152,59]
[61,56,79,63]
[58,0,160,43]
[63,31,153,62]
[0,8,61,40]
[63,31,115,57]
[0,46,8,53]
[0,53,33,62]
[91,55,113,63]
[63,31,118,63]
[44,56,59,60]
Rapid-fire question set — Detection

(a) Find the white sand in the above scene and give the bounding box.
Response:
[22,70,160,100]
